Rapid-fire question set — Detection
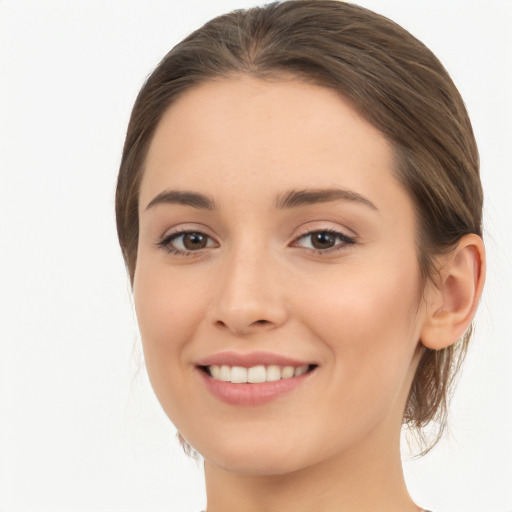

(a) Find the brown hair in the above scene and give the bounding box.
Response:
[116,0,482,453]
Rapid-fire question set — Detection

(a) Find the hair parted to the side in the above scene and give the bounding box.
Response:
[116,0,483,455]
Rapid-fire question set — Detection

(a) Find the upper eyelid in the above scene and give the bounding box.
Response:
[159,227,352,239]
[292,225,357,241]
[159,223,217,240]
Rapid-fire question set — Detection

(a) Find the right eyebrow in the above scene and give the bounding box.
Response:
[144,189,217,211]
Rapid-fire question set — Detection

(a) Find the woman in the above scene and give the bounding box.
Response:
[115,1,485,511]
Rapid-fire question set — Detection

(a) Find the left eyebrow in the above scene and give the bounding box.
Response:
[274,188,378,211]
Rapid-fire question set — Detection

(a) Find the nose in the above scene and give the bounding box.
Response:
[207,246,289,336]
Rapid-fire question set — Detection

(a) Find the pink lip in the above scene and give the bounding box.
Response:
[196,351,312,368]
[198,369,313,406]
[195,351,317,406]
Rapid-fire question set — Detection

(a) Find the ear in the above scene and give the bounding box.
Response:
[421,234,486,350]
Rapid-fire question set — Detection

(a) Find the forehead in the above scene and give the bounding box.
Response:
[140,75,409,215]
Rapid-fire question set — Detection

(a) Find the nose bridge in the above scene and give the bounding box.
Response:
[209,235,287,334]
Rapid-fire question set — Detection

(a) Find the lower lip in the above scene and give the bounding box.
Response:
[198,369,312,406]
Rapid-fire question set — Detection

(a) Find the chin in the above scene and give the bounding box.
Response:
[188,430,314,476]
[206,450,309,476]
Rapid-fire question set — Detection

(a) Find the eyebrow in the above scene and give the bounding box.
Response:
[144,187,377,212]
[145,190,216,211]
[274,188,377,211]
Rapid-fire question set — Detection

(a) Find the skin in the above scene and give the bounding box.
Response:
[133,75,463,512]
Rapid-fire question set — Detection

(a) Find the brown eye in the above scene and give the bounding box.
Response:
[182,232,208,250]
[310,232,337,250]
[293,230,356,252]
[158,230,217,254]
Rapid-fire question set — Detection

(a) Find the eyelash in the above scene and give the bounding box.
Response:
[156,231,217,256]
[156,228,356,256]
[293,228,356,254]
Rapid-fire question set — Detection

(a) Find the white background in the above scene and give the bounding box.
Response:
[1,1,511,511]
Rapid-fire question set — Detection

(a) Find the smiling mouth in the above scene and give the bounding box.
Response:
[199,364,317,384]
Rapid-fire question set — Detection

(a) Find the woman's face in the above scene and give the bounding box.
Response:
[135,76,428,475]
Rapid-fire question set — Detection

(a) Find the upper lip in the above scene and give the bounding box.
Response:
[196,351,315,368]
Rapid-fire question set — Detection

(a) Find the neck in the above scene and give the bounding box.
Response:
[203,429,421,512]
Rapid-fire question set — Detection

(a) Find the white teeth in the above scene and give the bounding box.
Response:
[266,365,281,382]
[247,365,266,383]
[210,365,221,380]
[281,366,295,379]
[230,366,247,383]
[294,364,309,377]
[207,364,312,383]
[219,365,230,381]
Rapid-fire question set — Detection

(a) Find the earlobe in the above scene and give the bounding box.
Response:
[421,234,486,350]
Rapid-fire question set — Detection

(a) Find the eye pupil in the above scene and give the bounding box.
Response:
[311,232,336,249]
[183,232,207,250]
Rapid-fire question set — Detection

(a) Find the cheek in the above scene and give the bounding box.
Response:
[133,263,207,385]
[133,264,215,433]
[296,257,423,392]
[301,256,420,333]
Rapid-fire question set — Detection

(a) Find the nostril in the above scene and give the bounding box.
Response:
[213,317,272,334]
